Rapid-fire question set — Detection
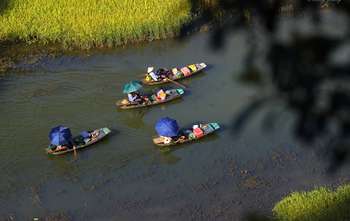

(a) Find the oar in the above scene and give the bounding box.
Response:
[164,77,187,89]
[73,145,77,157]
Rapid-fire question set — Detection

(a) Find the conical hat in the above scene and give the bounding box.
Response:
[147,67,154,73]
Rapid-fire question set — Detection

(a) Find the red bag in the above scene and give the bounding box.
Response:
[193,127,204,138]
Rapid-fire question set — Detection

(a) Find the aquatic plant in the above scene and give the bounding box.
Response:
[273,185,350,221]
[0,0,191,48]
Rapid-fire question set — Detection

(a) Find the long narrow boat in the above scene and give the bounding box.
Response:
[46,127,111,155]
[142,63,207,86]
[153,123,220,147]
[116,88,185,109]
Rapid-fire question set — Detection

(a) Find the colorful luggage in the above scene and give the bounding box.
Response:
[181,67,191,77]
[193,127,204,138]
[188,64,197,72]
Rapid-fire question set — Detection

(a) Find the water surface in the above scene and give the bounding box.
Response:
[0,32,349,220]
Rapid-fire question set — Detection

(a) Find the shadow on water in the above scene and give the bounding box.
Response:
[181,0,350,173]
[178,0,350,220]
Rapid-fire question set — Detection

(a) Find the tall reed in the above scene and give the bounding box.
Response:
[273,184,350,221]
[0,0,191,48]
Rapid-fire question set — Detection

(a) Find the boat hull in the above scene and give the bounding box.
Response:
[116,88,184,109]
[142,63,207,86]
[46,127,111,155]
[153,123,220,147]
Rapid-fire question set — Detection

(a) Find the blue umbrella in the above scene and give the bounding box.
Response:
[123,81,143,94]
[155,117,179,137]
[49,125,72,145]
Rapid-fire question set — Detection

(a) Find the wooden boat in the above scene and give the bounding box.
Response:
[46,127,111,155]
[153,122,220,147]
[142,63,207,85]
[116,88,185,109]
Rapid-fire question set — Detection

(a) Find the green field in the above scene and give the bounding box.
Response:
[273,184,350,221]
[0,0,191,48]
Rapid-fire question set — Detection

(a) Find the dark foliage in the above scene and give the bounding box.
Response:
[180,0,350,172]
[0,0,9,15]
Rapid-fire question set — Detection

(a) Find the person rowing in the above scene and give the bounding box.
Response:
[155,117,186,144]
[147,67,172,82]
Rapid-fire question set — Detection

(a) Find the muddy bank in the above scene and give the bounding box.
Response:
[0,41,63,75]
[0,24,212,75]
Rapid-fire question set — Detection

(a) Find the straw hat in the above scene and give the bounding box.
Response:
[121,99,129,105]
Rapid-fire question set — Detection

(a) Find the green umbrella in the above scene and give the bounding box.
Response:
[123,81,142,94]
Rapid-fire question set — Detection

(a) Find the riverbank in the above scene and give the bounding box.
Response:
[273,184,350,221]
[0,0,197,74]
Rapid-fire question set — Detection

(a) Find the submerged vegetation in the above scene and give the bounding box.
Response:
[273,184,350,221]
[0,0,191,48]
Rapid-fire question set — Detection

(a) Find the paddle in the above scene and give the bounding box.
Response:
[73,145,77,157]
[164,77,187,89]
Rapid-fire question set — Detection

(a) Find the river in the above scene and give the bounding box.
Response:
[0,31,349,220]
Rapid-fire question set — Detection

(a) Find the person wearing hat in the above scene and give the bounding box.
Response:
[123,81,147,104]
[147,66,160,81]
[148,66,172,80]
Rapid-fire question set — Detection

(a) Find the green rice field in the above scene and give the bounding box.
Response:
[0,0,191,48]
[273,184,350,221]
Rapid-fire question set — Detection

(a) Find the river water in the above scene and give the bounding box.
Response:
[0,31,349,220]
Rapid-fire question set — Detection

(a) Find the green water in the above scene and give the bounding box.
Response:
[0,32,349,220]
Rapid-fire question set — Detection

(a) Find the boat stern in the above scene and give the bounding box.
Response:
[176,88,185,95]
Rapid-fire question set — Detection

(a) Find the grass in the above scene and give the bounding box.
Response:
[273,184,350,221]
[0,0,191,48]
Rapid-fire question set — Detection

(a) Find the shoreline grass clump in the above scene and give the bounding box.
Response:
[273,184,350,221]
[0,0,191,48]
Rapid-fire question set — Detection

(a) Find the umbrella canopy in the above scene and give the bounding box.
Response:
[49,125,72,145]
[123,81,142,94]
[155,117,179,137]
[80,131,90,139]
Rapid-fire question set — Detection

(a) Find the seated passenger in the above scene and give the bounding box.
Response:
[49,140,75,152]
[90,130,99,140]
[160,136,173,144]
[55,145,68,151]
[157,68,172,79]
[127,91,143,103]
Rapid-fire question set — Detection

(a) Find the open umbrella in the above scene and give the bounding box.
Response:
[155,117,179,137]
[49,125,72,145]
[123,81,143,94]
